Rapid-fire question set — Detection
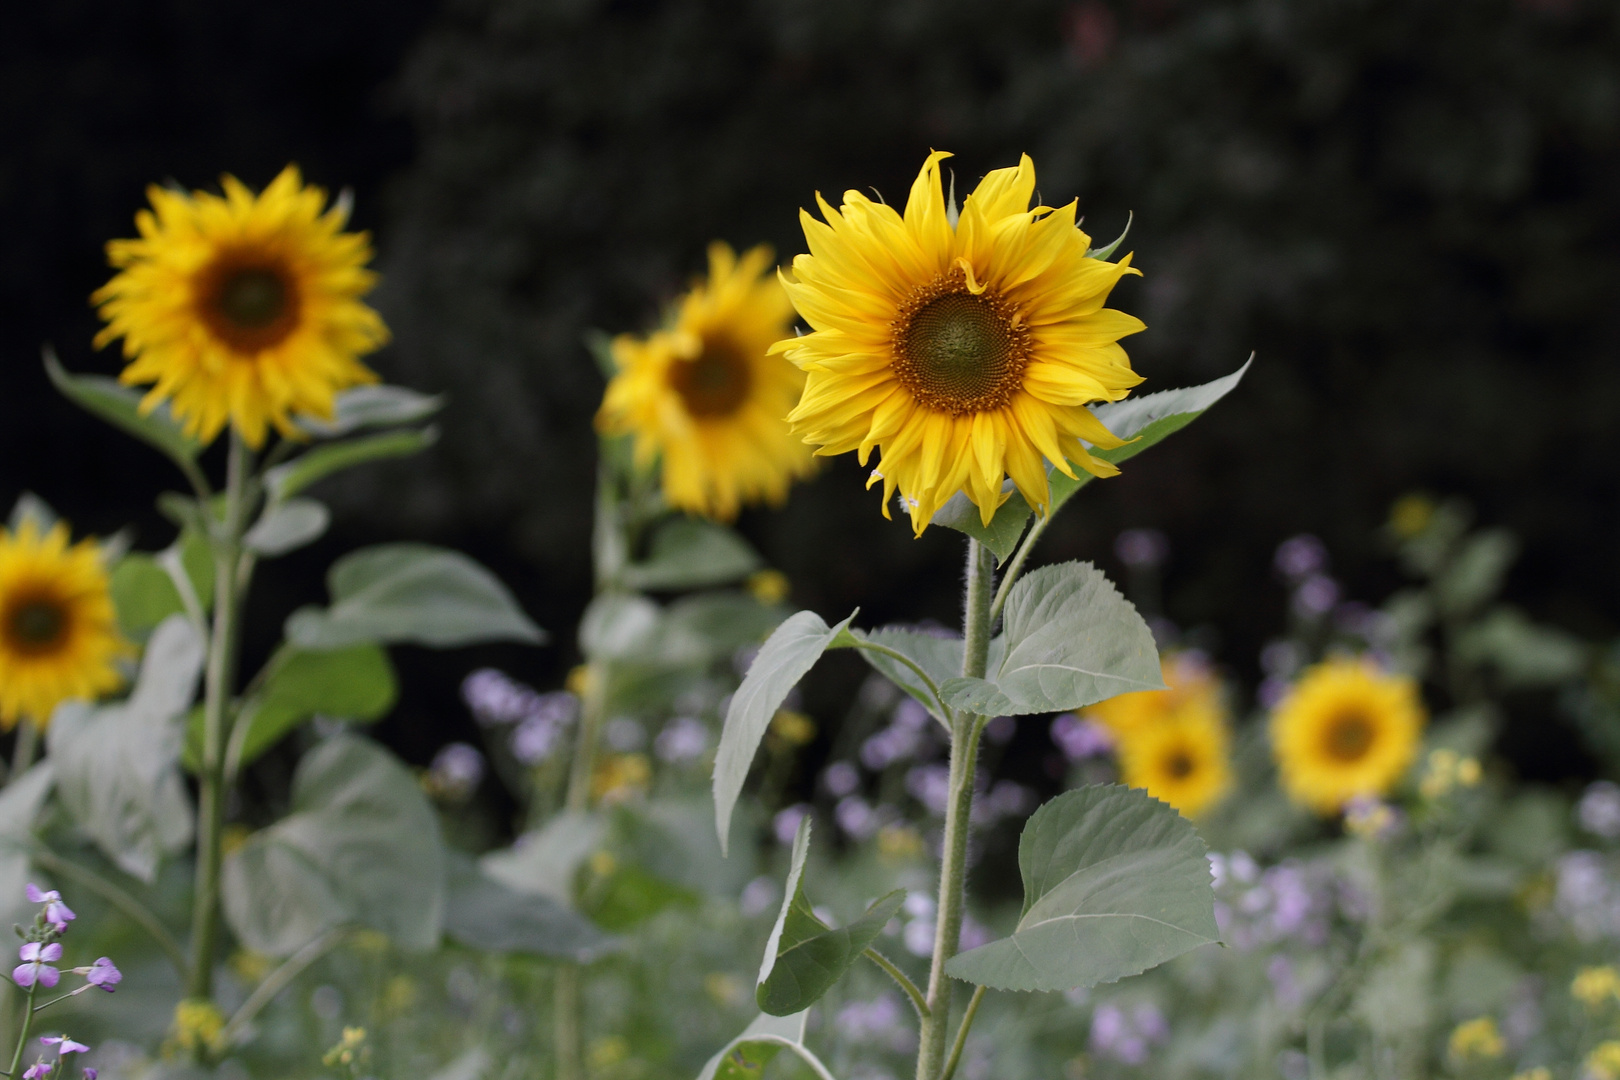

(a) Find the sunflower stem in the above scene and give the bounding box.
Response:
[187,432,251,1003]
[915,540,994,1080]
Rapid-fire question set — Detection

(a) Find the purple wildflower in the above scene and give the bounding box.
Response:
[1291,575,1340,619]
[773,804,811,846]
[821,760,860,798]
[22,1061,50,1079]
[1051,713,1113,760]
[25,886,74,931]
[1115,528,1169,569]
[83,1071,96,1080]
[905,764,952,816]
[39,1037,88,1055]
[76,958,120,992]
[14,942,62,989]
[653,716,708,764]
[1274,534,1327,581]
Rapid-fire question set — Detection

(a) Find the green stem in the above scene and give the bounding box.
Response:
[9,723,37,786]
[989,513,1053,625]
[864,948,929,1020]
[915,541,994,1080]
[6,985,36,1080]
[554,964,583,1080]
[187,433,251,1002]
[31,851,187,977]
[939,985,987,1080]
[218,927,347,1047]
[849,641,950,727]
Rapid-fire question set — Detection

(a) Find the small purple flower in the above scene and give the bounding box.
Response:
[427,743,484,799]
[39,1037,88,1055]
[1579,781,1620,840]
[25,886,74,931]
[835,796,877,840]
[773,804,811,846]
[1115,528,1169,569]
[1274,534,1327,581]
[1051,713,1113,760]
[821,760,861,798]
[76,958,120,992]
[14,943,62,989]
[905,764,952,816]
[653,716,708,764]
[83,1071,96,1080]
[22,1061,50,1079]
[1291,575,1341,619]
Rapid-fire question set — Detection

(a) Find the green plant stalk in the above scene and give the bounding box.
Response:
[32,850,187,977]
[915,540,995,1080]
[5,984,36,1079]
[187,433,251,1001]
[9,721,38,785]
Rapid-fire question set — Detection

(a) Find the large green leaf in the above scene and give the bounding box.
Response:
[933,360,1251,559]
[852,627,964,724]
[945,785,1219,992]
[442,853,617,962]
[222,735,446,955]
[655,593,787,667]
[579,592,662,661]
[482,811,607,908]
[0,764,56,908]
[622,518,763,591]
[265,427,439,501]
[713,609,858,854]
[940,561,1162,716]
[696,1011,834,1080]
[285,543,544,649]
[297,385,445,438]
[44,348,201,468]
[48,616,202,881]
[243,497,330,557]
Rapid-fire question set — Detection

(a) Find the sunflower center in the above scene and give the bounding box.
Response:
[1163,749,1196,780]
[196,253,301,354]
[1324,712,1375,762]
[670,337,752,418]
[5,597,67,655]
[892,269,1030,415]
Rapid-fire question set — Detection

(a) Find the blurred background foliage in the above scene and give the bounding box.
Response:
[6,0,1619,789]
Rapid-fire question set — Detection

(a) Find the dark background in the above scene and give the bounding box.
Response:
[5,0,1617,791]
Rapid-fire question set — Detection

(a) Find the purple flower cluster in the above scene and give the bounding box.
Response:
[1088,1002,1169,1064]
[23,1036,92,1080]
[1115,528,1170,570]
[1554,850,1620,941]
[1050,713,1114,761]
[7,886,118,1080]
[861,699,935,770]
[834,994,917,1053]
[461,668,579,766]
[1209,852,1335,950]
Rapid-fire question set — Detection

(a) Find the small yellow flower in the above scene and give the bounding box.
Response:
[1343,799,1397,840]
[747,569,791,606]
[1510,1069,1552,1080]
[94,165,388,448]
[322,1026,368,1069]
[1388,493,1436,540]
[1117,710,1233,819]
[704,972,746,1007]
[380,974,419,1018]
[1573,966,1620,1010]
[0,520,125,729]
[588,850,618,879]
[1588,1041,1620,1080]
[566,664,593,699]
[220,823,253,858]
[1448,1016,1505,1062]
[164,998,227,1059]
[591,753,651,804]
[598,242,813,521]
[1419,748,1482,800]
[876,823,925,862]
[1083,653,1223,740]
[1270,657,1425,814]
[227,950,272,984]
[770,709,817,747]
[587,1035,630,1070]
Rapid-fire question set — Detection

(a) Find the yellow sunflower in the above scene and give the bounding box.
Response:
[1084,652,1222,739]
[0,521,124,729]
[776,150,1145,535]
[597,242,813,520]
[93,165,389,448]
[1119,710,1233,818]
[1271,657,1425,815]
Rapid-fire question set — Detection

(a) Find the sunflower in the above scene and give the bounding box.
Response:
[1083,652,1222,739]
[776,151,1145,535]
[597,242,813,520]
[1118,710,1233,818]
[0,521,124,729]
[93,165,389,448]
[1271,657,1425,815]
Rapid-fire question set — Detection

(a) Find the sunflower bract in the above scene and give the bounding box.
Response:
[776,150,1146,535]
[93,165,389,449]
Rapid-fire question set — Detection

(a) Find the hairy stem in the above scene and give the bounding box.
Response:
[940,985,987,1080]
[187,433,250,1001]
[864,947,929,1020]
[989,512,1053,625]
[915,541,994,1080]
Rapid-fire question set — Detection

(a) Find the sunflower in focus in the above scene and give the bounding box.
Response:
[1271,657,1425,815]
[0,521,124,729]
[1084,652,1221,739]
[1118,710,1233,818]
[777,151,1145,535]
[597,243,814,520]
[93,165,389,448]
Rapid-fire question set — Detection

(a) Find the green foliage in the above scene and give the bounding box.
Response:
[482,811,606,908]
[285,543,545,649]
[265,427,440,501]
[0,764,54,908]
[622,518,763,592]
[757,885,903,1013]
[695,1012,830,1080]
[853,628,966,725]
[221,735,446,956]
[243,497,331,557]
[295,385,445,438]
[940,561,1163,716]
[713,609,858,853]
[946,786,1219,992]
[442,853,616,962]
[44,347,201,473]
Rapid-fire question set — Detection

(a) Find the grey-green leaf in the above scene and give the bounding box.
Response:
[939,561,1161,716]
[579,593,662,660]
[285,543,544,649]
[622,518,763,591]
[296,385,445,438]
[0,764,55,907]
[482,811,607,908]
[442,853,617,962]
[944,785,1219,992]
[757,817,813,988]
[713,610,857,854]
[758,888,905,1016]
[696,1012,834,1080]
[45,348,201,467]
[853,628,963,723]
[244,497,331,556]
[265,427,439,501]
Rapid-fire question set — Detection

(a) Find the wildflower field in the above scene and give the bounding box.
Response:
[4,4,1620,1080]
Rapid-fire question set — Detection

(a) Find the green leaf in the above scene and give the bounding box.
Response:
[582,861,700,931]
[110,554,184,638]
[1435,528,1518,618]
[442,852,617,962]
[1455,606,1590,688]
[757,816,813,988]
[932,360,1251,558]
[265,427,439,501]
[939,561,1161,716]
[853,628,964,723]
[222,735,446,955]
[696,1012,834,1080]
[44,347,201,467]
[8,493,58,533]
[482,811,607,908]
[579,592,662,661]
[296,385,445,438]
[622,518,763,591]
[654,592,787,667]
[48,616,202,881]
[243,497,330,557]
[285,543,544,649]
[944,785,1219,992]
[713,609,858,854]
[0,764,56,907]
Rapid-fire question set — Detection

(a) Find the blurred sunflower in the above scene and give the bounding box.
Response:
[93,165,388,448]
[1271,657,1425,814]
[1083,652,1222,739]
[777,150,1144,535]
[0,521,124,729]
[597,243,813,520]
[1118,711,1232,818]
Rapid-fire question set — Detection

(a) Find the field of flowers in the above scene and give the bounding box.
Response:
[0,147,1615,1080]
